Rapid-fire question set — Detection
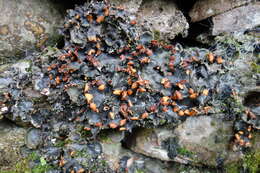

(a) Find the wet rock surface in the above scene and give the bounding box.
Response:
[189,0,252,22]
[0,0,259,172]
[0,0,64,64]
[212,2,260,35]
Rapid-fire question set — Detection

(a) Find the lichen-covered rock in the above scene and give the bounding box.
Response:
[189,0,252,22]
[137,0,189,40]
[0,120,27,171]
[0,1,259,172]
[0,0,64,64]
[212,2,260,35]
[126,116,242,167]
[110,0,189,40]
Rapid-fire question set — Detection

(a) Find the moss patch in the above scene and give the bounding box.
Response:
[177,147,194,157]
[0,152,52,173]
[243,150,260,173]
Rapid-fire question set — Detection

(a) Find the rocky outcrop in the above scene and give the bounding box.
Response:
[126,116,243,167]
[0,0,64,64]
[189,0,252,22]
[111,0,189,40]
[212,2,260,35]
[137,0,189,40]
[99,131,215,173]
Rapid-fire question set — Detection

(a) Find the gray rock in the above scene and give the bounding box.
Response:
[126,116,243,167]
[0,0,64,64]
[110,0,142,13]
[0,120,27,170]
[110,0,189,40]
[126,128,191,164]
[189,0,252,22]
[135,0,189,40]
[99,132,194,173]
[212,2,260,35]
[25,128,43,149]
[242,87,260,130]
[174,116,242,166]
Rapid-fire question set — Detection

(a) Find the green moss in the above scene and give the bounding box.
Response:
[98,131,113,143]
[177,147,194,157]
[243,150,260,173]
[153,30,161,40]
[210,121,216,127]
[225,150,260,173]
[251,62,260,73]
[159,119,167,125]
[0,152,52,173]
[54,140,66,147]
[74,150,90,158]
[225,162,241,173]
[135,169,145,173]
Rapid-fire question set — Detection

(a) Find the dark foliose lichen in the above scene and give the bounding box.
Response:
[0,1,259,172]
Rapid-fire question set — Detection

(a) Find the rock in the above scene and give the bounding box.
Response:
[212,2,260,35]
[189,0,252,22]
[137,0,189,40]
[174,116,242,166]
[25,128,43,149]
[243,87,260,130]
[0,119,27,171]
[0,0,64,64]
[110,0,142,13]
[99,131,198,173]
[126,116,243,167]
[126,128,191,164]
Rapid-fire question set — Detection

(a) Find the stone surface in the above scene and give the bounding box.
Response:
[127,116,243,167]
[126,128,191,164]
[0,119,27,170]
[0,0,64,64]
[212,2,260,35]
[136,0,189,40]
[174,116,242,166]
[189,0,252,22]
[99,132,215,173]
[243,87,260,130]
[25,128,43,149]
[110,0,189,40]
[110,0,142,13]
